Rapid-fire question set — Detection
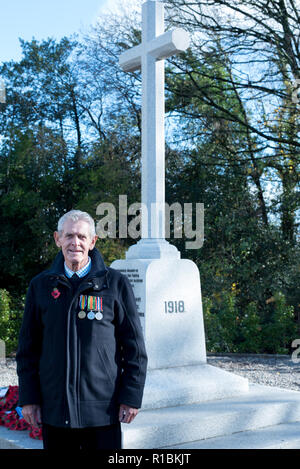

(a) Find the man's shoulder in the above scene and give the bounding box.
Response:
[107,266,133,289]
[107,266,127,282]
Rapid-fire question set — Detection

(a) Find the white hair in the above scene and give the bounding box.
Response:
[57,210,96,238]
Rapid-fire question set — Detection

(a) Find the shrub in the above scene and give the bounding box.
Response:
[0,289,24,356]
[203,289,297,354]
[203,296,223,353]
[0,289,11,356]
[238,302,262,353]
[203,290,240,353]
[262,292,297,354]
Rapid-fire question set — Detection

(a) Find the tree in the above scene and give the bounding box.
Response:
[0,33,142,293]
[165,0,300,242]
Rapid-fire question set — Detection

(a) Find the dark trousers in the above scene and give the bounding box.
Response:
[42,423,122,450]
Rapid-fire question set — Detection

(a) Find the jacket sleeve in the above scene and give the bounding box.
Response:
[16,280,43,406]
[116,275,148,409]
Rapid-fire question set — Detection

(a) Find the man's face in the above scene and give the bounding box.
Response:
[54,219,98,270]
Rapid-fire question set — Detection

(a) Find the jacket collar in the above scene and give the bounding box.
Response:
[48,247,108,279]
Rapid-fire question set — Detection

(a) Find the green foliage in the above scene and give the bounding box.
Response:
[96,238,126,266]
[238,302,262,353]
[262,292,297,354]
[0,289,24,355]
[0,289,10,343]
[203,290,297,354]
[164,45,300,354]
[203,291,239,353]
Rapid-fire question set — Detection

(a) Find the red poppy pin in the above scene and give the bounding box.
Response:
[51,288,61,299]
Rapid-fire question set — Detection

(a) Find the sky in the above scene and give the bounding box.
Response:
[0,0,120,65]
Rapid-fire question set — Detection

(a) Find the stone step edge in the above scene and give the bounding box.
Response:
[163,421,300,449]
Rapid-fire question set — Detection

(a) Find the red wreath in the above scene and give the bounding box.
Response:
[0,386,43,440]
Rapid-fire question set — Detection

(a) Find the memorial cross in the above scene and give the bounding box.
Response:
[119,0,189,257]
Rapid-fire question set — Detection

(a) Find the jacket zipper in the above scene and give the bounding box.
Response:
[77,332,81,427]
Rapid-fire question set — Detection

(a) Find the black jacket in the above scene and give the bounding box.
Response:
[16,248,148,428]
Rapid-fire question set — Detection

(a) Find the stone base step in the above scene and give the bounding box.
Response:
[0,426,43,449]
[167,421,300,449]
[142,364,249,410]
[122,384,300,449]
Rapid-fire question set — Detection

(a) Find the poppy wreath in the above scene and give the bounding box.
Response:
[0,386,43,440]
[0,385,19,412]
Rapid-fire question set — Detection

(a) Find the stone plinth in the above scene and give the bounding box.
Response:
[111,257,249,408]
[111,258,206,370]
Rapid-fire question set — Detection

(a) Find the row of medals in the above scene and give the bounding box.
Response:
[78,295,103,321]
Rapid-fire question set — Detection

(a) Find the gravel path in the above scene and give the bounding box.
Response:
[0,359,18,388]
[1,355,300,392]
[207,355,300,392]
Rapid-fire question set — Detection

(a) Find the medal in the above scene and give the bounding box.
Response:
[95,297,103,320]
[87,296,96,320]
[95,312,103,321]
[78,310,86,319]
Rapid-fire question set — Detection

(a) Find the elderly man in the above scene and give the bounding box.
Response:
[16,210,148,449]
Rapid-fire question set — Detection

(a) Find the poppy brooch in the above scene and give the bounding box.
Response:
[51,288,61,299]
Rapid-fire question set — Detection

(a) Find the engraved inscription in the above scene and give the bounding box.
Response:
[119,268,145,318]
[164,300,185,313]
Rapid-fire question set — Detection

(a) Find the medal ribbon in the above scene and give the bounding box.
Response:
[79,295,87,310]
[88,296,97,311]
[96,297,103,311]
[79,295,103,312]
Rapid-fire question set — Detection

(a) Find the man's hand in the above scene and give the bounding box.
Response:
[119,404,138,424]
[22,404,42,427]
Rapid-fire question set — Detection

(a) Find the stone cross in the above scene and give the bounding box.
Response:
[119,0,189,259]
